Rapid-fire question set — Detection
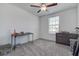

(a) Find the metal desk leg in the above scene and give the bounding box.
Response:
[14,37,16,50]
[32,34,34,43]
[11,36,13,51]
[28,35,30,42]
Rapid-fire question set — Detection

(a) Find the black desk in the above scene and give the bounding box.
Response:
[11,32,34,50]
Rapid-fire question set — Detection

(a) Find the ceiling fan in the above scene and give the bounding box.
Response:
[30,3,57,13]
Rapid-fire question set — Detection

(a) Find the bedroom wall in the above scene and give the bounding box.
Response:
[77,4,79,27]
[39,7,77,41]
[0,4,39,45]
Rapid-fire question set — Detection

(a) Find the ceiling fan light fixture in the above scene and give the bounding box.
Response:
[41,4,47,11]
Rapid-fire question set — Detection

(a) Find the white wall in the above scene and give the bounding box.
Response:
[77,4,79,26]
[0,4,39,45]
[39,7,77,41]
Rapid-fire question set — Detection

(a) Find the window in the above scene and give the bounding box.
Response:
[48,16,59,34]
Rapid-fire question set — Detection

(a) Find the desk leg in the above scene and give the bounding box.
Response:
[14,37,16,50]
[11,36,13,51]
[32,34,34,43]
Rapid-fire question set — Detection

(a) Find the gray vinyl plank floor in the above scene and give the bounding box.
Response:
[6,39,72,56]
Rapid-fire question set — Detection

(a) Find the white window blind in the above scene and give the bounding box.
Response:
[48,16,59,34]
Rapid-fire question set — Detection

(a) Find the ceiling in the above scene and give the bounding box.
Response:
[11,3,77,16]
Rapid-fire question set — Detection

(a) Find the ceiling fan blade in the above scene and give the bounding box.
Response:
[30,5,40,8]
[46,3,57,7]
[37,9,41,13]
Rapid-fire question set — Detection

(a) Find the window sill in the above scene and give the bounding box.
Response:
[48,33,56,35]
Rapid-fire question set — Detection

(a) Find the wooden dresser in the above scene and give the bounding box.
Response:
[56,32,78,46]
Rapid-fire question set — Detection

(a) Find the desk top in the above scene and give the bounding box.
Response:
[11,32,33,37]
